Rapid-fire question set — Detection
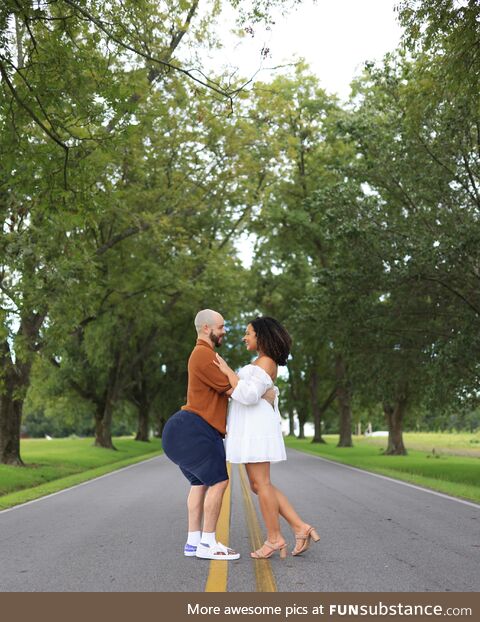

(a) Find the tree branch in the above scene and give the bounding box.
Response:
[62,0,234,102]
[0,59,69,189]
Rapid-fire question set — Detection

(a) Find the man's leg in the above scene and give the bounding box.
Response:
[196,478,239,559]
[181,475,207,556]
[187,484,207,531]
[202,479,228,533]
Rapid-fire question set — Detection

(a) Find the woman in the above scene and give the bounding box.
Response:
[214,316,320,559]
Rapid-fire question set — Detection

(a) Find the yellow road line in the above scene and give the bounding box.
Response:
[238,464,277,592]
[205,462,232,592]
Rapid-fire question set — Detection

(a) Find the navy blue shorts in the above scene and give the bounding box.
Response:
[162,410,228,486]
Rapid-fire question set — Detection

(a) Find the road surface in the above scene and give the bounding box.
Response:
[0,449,479,592]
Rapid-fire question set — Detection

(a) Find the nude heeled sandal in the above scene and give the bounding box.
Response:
[251,540,287,560]
[291,527,320,556]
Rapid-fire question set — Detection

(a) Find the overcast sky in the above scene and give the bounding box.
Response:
[216,0,404,101]
[198,1,404,267]
[212,0,404,266]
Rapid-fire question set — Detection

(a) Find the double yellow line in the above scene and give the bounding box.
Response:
[204,463,232,592]
[205,464,276,592]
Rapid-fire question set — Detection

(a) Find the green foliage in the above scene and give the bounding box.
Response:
[2,0,480,461]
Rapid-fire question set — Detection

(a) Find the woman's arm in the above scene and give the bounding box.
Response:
[213,354,239,389]
[214,354,275,406]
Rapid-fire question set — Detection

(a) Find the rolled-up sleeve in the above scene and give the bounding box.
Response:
[190,349,231,393]
[230,366,271,405]
[195,362,231,393]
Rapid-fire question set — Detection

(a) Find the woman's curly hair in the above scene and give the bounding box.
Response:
[250,316,292,366]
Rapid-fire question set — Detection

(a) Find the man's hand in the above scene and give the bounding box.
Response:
[262,387,276,406]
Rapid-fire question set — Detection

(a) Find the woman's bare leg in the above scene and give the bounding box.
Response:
[245,464,311,535]
[245,462,285,551]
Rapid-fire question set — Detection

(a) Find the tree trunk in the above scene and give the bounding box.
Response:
[286,363,306,439]
[93,351,122,450]
[297,417,306,439]
[0,312,44,465]
[336,354,353,447]
[383,395,408,455]
[135,399,150,442]
[287,411,295,436]
[156,416,167,438]
[0,383,24,466]
[310,369,335,443]
[132,374,151,442]
[94,400,117,450]
[310,369,326,443]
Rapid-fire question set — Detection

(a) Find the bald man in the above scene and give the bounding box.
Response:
[162,309,240,560]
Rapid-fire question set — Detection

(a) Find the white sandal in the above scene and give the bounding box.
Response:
[195,541,240,560]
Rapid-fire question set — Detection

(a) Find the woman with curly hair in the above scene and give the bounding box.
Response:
[214,316,319,560]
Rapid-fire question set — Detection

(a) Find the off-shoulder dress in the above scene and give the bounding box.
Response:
[225,364,286,464]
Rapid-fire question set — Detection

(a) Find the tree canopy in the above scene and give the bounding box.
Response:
[1,0,479,464]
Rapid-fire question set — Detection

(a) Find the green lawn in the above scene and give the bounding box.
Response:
[0,437,163,510]
[359,431,480,457]
[285,434,480,504]
[2,433,478,511]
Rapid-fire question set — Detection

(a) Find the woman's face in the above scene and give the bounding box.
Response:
[243,324,258,352]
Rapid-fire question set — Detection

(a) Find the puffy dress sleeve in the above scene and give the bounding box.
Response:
[230,365,272,405]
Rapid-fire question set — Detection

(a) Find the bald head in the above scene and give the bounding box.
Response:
[194,309,220,333]
[194,309,226,347]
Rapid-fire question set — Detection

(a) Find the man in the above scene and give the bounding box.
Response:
[162,309,239,560]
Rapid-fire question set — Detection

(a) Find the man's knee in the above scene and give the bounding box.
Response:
[212,478,229,492]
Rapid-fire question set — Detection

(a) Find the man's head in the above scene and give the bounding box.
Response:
[194,309,226,348]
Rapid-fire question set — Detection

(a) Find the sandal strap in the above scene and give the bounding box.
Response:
[253,540,285,556]
[209,542,236,556]
[266,540,287,549]
[263,541,277,550]
[295,527,314,540]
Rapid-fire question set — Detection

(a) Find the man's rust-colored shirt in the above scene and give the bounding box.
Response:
[182,339,231,435]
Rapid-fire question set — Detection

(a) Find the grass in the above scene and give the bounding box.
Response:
[285,434,480,504]
[2,433,478,511]
[0,437,163,511]
[359,431,480,457]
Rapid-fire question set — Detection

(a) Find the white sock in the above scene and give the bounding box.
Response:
[187,531,201,546]
[200,531,217,547]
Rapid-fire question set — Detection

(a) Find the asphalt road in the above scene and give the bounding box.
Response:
[0,449,479,592]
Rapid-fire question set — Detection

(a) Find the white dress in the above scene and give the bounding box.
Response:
[225,364,287,464]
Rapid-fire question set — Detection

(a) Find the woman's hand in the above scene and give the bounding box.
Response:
[213,353,232,376]
[213,353,239,389]
[261,387,276,406]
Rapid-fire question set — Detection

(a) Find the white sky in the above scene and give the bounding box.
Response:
[214,0,403,266]
[217,0,404,101]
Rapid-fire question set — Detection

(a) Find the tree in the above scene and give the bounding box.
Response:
[246,64,357,445]
[0,4,254,461]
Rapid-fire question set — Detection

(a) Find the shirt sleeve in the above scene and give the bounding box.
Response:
[191,349,231,393]
[230,366,272,405]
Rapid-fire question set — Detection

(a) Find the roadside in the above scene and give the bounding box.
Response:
[360,431,480,458]
[0,437,162,511]
[285,435,480,504]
